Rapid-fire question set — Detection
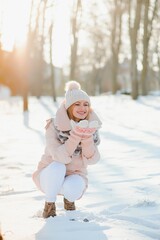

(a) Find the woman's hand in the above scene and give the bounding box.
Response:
[70,120,99,138]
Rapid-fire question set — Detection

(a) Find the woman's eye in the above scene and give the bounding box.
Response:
[74,102,88,107]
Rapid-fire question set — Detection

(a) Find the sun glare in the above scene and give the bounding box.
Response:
[0,0,73,67]
[52,0,71,67]
[0,0,31,51]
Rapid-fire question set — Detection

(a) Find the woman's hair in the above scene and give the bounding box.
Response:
[67,103,91,121]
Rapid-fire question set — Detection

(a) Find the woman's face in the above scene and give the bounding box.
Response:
[72,100,89,121]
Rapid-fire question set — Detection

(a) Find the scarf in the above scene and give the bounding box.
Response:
[55,127,100,156]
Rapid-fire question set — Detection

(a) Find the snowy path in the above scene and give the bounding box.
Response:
[0,95,160,240]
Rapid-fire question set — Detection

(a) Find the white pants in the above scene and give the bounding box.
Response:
[39,161,86,202]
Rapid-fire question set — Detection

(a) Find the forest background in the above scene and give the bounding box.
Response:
[0,0,160,110]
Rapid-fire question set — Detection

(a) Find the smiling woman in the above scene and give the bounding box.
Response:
[0,0,31,51]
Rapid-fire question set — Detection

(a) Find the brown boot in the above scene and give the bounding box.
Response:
[64,198,76,211]
[42,202,56,218]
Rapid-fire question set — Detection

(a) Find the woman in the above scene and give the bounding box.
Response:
[32,81,102,218]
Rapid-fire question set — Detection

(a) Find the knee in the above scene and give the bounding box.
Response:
[63,175,86,202]
[40,161,66,180]
[49,161,66,175]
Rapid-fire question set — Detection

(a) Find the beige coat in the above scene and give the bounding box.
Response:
[32,102,102,191]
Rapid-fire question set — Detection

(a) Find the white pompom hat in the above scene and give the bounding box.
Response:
[64,81,91,109]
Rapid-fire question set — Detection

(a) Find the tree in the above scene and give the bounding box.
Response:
[110,0,123,94]
[140,0,158,95]
[70,0,82,80]
[128,0,143,99]
[49,23,56,102]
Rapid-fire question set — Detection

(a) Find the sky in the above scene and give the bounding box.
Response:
[0,0,71,67]
[0,0,31,51]
[0,86,160,240]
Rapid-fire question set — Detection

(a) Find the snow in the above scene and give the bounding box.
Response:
[0,85,11,99]
[0,94,160,240]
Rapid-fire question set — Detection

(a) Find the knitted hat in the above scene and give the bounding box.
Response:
[64,81,91,109]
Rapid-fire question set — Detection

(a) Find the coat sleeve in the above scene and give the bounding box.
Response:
[45,121,81,164]
[81,136,100,165]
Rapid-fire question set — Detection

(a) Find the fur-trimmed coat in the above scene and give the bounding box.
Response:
[32,101,102,191]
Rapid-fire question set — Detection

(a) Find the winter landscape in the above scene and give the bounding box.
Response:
[0,91,160,240]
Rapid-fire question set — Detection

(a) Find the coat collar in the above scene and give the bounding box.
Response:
[54,101,71,131]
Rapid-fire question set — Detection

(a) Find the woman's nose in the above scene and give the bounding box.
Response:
[79,105,85,110]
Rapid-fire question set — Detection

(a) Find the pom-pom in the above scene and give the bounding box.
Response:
[65,81,81,91]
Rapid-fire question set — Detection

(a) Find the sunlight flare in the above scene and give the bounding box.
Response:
[0,0,31,51]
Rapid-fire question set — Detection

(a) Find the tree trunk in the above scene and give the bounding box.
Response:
[23,91,28,111]
[21,0,35,112]
[111,0,123,94]
[49,24,56,102]
[141,0,149,95]
[141,0,158,95]
[70,0,81,80]
[129,0,142,99]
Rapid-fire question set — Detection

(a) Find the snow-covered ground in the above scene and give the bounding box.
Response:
[0,94,160,240]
